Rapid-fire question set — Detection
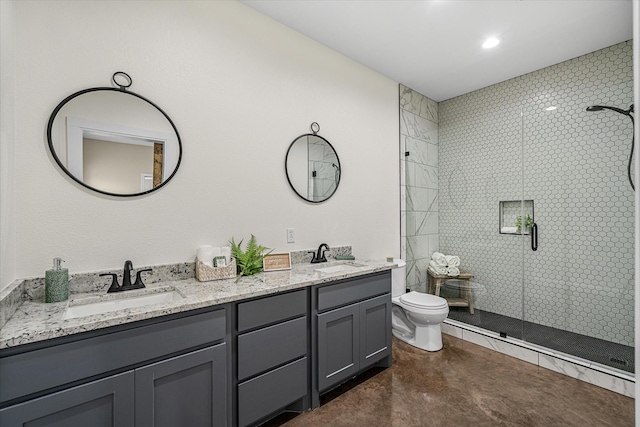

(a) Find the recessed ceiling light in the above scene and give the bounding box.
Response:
[482,37,501,49]
[545,106,558,111]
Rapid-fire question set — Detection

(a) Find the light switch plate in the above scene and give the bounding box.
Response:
[287,228,295,243]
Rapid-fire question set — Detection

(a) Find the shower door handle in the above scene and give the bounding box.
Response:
[531,223,538,251]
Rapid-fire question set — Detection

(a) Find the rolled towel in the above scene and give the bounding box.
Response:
[501,226,518,233]
[429,260,447,275]
[445,255,460,267]
[431,252,447,266]
[446,266,460,277]
[196,245,215,267]
[211,246,222,258]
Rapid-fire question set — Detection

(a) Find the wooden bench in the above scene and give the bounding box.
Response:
[427,268,475,314]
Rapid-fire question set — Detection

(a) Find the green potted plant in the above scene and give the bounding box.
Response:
[229,234,272,283]
[515,215,533,233]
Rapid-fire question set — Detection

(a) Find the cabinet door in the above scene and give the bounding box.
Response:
[135,344,227,427]
[317,303,359,392]
[0,371,134,427]
[359,294,392,369]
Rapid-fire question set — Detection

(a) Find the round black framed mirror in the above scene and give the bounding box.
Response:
[285,122,341,203]
[47,72,182,197]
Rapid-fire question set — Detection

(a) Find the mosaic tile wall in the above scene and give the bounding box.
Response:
[399,85,439,292]
[438,41,634,346]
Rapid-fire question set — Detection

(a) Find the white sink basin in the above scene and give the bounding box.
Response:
[315,263,365,274]
[63,290,184,320]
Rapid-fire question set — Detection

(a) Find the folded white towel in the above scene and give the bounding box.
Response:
[431,252,447,266]
[446,266,460,277]
[429,260,447,275]
[444,255,460,267]
[501,226,518,233]
[196,245,215,267]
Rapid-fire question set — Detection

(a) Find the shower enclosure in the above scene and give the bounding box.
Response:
[401,40,634,376]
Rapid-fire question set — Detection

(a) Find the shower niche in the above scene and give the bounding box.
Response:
[499,200,534,235]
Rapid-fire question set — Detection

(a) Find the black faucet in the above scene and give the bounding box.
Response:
[101,260,152,293]
[309,243,330,264]
[122,260,134,288]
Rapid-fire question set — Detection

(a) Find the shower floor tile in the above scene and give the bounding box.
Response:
[447,307,634,373]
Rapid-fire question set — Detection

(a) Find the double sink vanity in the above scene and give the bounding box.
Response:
[0,255,397,427]
[0,71,397,426]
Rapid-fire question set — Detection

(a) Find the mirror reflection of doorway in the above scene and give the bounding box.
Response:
[61,115,175,195]
[153,143,163,188]
[83,138,156,194]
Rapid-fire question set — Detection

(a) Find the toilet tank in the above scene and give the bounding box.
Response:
[392,259,407,298]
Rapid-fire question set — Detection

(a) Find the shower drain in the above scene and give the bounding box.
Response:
[609,357,628,366]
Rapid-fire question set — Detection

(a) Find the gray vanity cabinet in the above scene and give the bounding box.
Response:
[313,271,392,407]
[235,289,309,427]
[0,307,229,427]
[0,371,135,427]
[135,344,227,427]
[359,293,392,369]
[316,302,360,391]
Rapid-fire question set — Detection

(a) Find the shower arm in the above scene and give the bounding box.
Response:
[586,104,635,191]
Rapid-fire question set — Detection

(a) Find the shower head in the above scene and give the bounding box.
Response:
[586,103,635,191]
[586,104,634,116]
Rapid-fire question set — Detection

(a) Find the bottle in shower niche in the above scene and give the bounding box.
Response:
[45,257,69,303]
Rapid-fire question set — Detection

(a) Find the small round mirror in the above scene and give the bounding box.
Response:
[47,74,182,197]
[285,123,341,203]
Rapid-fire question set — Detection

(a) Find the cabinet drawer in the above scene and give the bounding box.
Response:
[0,308,226,404]
[316,272,390,312]
[237,290,306,332]
[238,317,306,381]
[238,357,307,427]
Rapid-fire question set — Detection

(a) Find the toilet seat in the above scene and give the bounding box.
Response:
[399,291,448,311]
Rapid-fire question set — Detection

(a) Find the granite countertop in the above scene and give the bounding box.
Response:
[0,259,396,350]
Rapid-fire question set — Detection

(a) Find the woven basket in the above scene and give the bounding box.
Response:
[195,257,237,282]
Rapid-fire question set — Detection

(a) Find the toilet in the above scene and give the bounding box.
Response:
[391,259,449,351]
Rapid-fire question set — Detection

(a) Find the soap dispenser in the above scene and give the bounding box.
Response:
[45,257,69,303]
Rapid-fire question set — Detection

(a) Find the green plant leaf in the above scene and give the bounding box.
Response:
[229,234,272,282]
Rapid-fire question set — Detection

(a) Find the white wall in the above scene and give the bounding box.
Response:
[1,0,17,289]
[7,0,399,281]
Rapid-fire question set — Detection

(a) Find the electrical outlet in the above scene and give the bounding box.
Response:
[287,228,295,243]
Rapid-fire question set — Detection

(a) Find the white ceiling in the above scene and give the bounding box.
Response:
[240,0,633,102]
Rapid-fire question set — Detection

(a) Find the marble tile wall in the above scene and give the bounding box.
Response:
[399,85,439,292]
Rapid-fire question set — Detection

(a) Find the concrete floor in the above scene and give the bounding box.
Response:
[267,335,634,426]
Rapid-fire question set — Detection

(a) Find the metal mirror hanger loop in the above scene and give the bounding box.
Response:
[310,122,320,135]
[112,71,132,90]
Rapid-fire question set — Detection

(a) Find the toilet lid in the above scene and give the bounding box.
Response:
[400,291,448,310]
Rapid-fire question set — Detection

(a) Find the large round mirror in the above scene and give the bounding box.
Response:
[47,73,182,197]
[285,123,341,203]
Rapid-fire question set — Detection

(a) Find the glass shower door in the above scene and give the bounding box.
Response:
[438,101,526,340]
[521,95,635,374]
